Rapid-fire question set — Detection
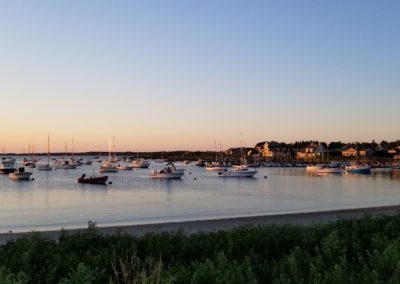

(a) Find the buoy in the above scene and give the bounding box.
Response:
[31,178,35,181]
[189,172,192,175]
[194,177,197,180]
[264,175,267,179]
[108,181,112,184]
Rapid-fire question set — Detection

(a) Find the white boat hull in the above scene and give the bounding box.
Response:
[149,172,185,179]
[9,172,32,180]
[37,164,53,171]
[316,168,342,174]
[149,163,185,179]
[218,166,257,178]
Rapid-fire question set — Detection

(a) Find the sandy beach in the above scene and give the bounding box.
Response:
[1,204,400,245]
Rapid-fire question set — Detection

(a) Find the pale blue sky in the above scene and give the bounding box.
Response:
[0,1,399,152]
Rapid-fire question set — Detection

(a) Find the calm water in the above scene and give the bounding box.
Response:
[1,158,400,232]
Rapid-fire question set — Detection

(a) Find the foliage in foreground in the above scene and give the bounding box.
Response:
[1,215,400,283]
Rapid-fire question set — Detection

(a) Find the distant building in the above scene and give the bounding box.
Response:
[359,148,374,157]
[341,147,357,157]
[394,154,400,160]
[388,149,398,155]
[297,143,325,161]
[254,141,281,157]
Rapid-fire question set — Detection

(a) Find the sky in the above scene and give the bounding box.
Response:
[0,0,399,153]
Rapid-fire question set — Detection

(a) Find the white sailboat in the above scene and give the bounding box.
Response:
[218,135,257,178]
[37,135,53,170]
[99,140,118,172]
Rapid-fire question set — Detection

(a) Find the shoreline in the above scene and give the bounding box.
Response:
[1,204,400,245]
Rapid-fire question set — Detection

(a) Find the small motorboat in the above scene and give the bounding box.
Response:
[217,165,257,178]
[0,161,16,174]
[78,174,108,184]
[9,167,33,180]
[149,163,185,179]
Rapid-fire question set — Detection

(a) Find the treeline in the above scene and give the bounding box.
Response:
[2,215,400,283]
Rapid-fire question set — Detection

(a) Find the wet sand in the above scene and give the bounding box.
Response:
[1,205,400,245]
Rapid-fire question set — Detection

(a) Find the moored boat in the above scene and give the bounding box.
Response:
[149,163,185,179]
[131,158,151,168]
[345,164,372,174]
[316,167,342,174]
[78,174,108,184]
[218,165,257,178]
[116,164,133,170]
[99,161,118,172]
[9,167,33,180]
[206,163,231,171]
[55,159,77,169]
[0,161,16,174]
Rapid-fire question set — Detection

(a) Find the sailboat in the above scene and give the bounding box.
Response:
[99,140,118,172]
[218,135,257,178]
[344,142,371,174]
[55,142,77,169]
[37,135,53,170]
[206,141,230,171]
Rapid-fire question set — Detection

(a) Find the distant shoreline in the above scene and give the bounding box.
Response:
[1,204,400,245]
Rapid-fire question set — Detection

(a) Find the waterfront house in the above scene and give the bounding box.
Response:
[359,148,374,157]
[297,143,325,161]
[341,147,358,157]
[254,141,281,157]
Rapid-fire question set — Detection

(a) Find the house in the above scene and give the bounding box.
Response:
[388,149,398,155]
[359,148,374,157]
[254,141,281,157]
[341,147,357,157]
[297,143,325,161]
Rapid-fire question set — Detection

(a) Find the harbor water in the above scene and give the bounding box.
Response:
[0,159,399,233]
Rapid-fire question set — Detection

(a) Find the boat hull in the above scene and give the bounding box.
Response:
[218,168,257,177]
[316,168,342,174]
[0,168,16,174]
[9,172,32,180]
[78,176,108,184]
[149,172,185,179]
[345,166,372,174]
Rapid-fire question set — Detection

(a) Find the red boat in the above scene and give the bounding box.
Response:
[78,174,108,184]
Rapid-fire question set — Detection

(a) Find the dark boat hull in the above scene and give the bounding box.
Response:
[78,176,108,184]
[0,168,17,174]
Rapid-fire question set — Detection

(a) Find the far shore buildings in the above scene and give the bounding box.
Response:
[296,143,326,161]
[341,147,374,157]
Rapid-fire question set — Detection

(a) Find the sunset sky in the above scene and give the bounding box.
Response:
[1,1,399,153]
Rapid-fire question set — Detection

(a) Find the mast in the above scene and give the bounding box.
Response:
[240,132,244,165]
[113,136,116,161]
[108,139,111,163]
[47,135,50,165]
